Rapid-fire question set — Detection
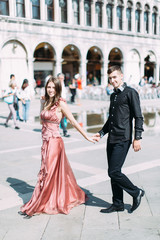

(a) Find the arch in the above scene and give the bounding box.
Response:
[62,44,81,85]
[108,47,123,68]
[86,46,103,85]
[126,49,141,85]
[33,42,56,87]
[0,40,28,90]
[144,51,157,82]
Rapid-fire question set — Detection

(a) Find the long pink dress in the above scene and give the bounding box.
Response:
[20,98,86,216]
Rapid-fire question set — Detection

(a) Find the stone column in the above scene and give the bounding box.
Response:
[122,6,125,31]
[80,52,87,87]
[80,0,84,26]
[25,0,31,18]
[156,14,159,35]
[91,0,95,27]
[140,10,144,34]
[102,1,107,29]
[155,63,159,85]
[56,55,62,75]
[54,0,60,22]
[102,58,108,86]
[28,58,35,93]
[67,0,72,24]
[113,4,117,30]
[140,60,145,79]
[9,0,15,17]
[132,7,135,33]
[40,0,46,20]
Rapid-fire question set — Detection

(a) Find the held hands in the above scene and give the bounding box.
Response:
[132,139,141,152]
[86,133,101,144]
[92,133,101,142]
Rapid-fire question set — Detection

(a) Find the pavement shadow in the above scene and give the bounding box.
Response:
[81,188,110,208]
[6,177,34,204]
[0,115,7,119]
[33,128,41,132]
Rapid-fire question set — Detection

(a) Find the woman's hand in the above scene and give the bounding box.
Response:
[86,136,96,144]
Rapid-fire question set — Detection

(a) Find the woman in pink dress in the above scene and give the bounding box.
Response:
[18,76,94,218]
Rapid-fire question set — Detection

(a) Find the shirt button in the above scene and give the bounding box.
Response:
[111,130,113,132]
[111,122,113,124]
[113,107,115,109]
[111,114,113,116]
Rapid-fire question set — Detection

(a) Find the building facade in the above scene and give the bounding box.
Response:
[0,0,160,93]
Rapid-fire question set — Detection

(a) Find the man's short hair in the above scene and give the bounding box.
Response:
[10,74,15,79]
[107,65,122,75]
[57,73,64,78]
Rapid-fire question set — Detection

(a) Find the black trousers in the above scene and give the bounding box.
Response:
[107,140,139,207]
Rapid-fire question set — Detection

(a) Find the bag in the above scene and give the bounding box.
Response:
[13,102,18,110]
[60,117,68,129]
[3,94,14,104]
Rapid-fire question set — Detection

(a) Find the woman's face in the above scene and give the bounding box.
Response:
[47,81,56,98]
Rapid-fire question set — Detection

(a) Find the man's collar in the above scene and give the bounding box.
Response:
[114,82,127,93]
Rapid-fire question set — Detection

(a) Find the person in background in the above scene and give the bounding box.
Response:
[69,77,77,103]
[3,81,20,129]
[9,74,23,121]
[74,73,83,105]
[57,73,70,137]
[21,79,31,122]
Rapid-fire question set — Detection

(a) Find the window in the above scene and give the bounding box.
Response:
[107,4,113,29]
[144,5,149,34]
[152,7,158,35]
[32,0,40,19]
[16,0,25,17]
[126,8,131,31]
[0,0,9,16]
[72,0,79,25]
[135,3,141,33]
[59,0,67,23]
[95,2,102,28]
[46,0,54,21]
[117,6,123,30]
[84,0,91,26]
[126,1,132,31]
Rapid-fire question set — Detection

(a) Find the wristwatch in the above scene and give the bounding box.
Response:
[135,136,141,140]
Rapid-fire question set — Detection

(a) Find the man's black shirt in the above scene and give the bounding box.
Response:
[99,83,144,143]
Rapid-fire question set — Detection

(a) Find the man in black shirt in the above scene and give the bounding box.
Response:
[93,65,144,213]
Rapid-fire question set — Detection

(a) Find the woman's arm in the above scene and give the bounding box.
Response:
[59,101,95,143]
[40,99,45,124]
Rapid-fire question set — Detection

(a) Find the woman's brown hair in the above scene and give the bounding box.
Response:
[44,76,62,110]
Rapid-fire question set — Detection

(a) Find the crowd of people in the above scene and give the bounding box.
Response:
[2,74,32,129]
[137,76,160,99]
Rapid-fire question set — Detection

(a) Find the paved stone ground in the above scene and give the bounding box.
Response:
[0,97,160,240]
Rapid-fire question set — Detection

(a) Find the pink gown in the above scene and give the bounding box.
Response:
[20,98,86,216]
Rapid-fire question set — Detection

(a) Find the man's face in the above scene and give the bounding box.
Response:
[58,75,64,82]
[108,70,123,89]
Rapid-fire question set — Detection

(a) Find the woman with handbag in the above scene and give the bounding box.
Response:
[3,81,20,129]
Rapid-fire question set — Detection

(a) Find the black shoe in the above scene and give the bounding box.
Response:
[130,189,145,213]
[15,126,20,129]
[4,123,8,128]
[23,214,32,219]
[19,118,24,122]
[100,204,124,213]
[18,211,27,216]
[64,133,70,137]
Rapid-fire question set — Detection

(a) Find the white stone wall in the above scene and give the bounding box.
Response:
[0,0,160,96]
